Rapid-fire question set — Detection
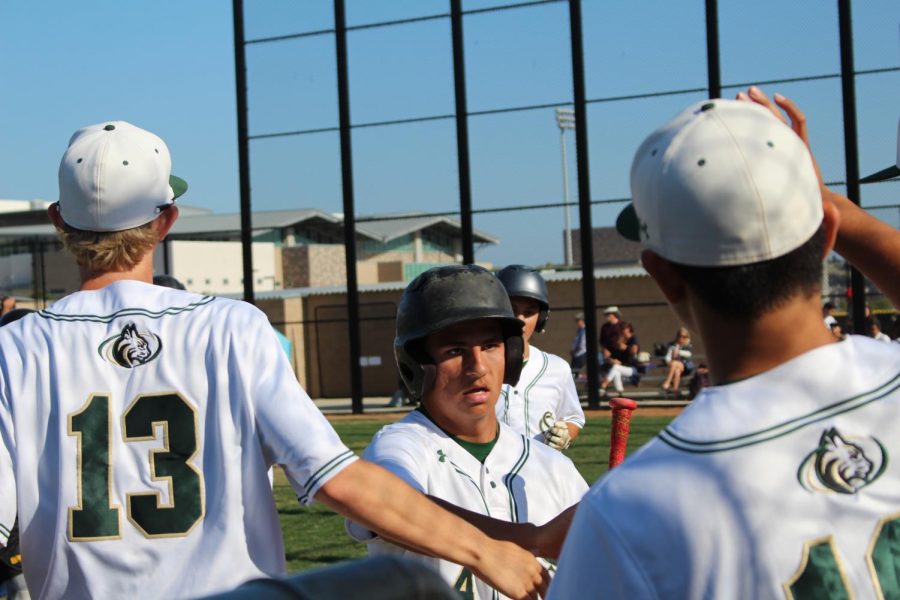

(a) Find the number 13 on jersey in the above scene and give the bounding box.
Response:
[68,392,205,541]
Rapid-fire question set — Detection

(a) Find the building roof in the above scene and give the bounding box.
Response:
[356,213,498,244]
[167,208,339,238]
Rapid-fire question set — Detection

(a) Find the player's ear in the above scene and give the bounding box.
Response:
[641,250,686,305]
[48,203,65,230]
[153,206,179,241]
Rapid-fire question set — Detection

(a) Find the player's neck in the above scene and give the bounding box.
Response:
[522,342,531,361]
[453,418,500,444]
[79,254,155,291]
[692,294,837,386]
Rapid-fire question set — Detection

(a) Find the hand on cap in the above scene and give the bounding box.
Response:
[736,87,830,207]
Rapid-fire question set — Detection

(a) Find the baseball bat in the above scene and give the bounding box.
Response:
[608,397,638,469]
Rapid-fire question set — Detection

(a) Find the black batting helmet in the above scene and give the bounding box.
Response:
[496,265,550,333]
[395,265,525,400]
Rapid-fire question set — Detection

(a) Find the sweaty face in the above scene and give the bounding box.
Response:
[422,319,505,441]
[510,297,542,343]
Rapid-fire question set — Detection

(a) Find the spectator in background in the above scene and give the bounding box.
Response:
[830,322,845,341]
[0,297,15,318]
[598,306,622,362]
[869,319,892,342]
[600,321,641,397]
[822,301,837,329]
[570,313,587,370]
[660,327,694,398]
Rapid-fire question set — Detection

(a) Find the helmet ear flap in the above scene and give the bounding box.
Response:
[396,340,438,401]
[503,334,525,386]
[536,308,550,334]
[395,344,426,400]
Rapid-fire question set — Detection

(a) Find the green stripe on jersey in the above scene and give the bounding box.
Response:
[38,296,216,323]
[659,371,900,453]
[503,437,530,522]
[523,352,549,437]
[298,450,355,503]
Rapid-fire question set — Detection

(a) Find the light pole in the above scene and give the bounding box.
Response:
[556,107,575,266]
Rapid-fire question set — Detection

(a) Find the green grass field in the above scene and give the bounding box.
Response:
[275,412,674,573]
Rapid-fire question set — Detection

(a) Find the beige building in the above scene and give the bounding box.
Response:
[254,266,693,398]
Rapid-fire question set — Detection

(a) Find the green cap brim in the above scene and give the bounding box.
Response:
[860,165,900,184]
[170,175,189,199]
[616,204,641,241]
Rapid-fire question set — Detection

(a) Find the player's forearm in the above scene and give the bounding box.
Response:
[534,503,579,560]
[427,495,539,554]
[318,461,489,567]
[828,191,900,309]
[566,422,581,443]
[430,496,576,560]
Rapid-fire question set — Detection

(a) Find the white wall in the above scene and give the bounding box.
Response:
[167,240,279,295]
[0,199,50,213]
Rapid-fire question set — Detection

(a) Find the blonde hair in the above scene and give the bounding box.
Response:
[56,220,159,272]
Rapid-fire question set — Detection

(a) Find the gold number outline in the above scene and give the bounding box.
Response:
[783,535,855,600]
[121,391,206,539]
[865,511,900,600]
[67,393,123,542]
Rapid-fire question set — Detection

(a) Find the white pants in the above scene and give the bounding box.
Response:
[605,364,635,393]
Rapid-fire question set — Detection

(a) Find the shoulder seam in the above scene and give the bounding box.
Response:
[660,370,900,453]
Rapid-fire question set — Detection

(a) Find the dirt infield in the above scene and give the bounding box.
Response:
[326,405,684,422]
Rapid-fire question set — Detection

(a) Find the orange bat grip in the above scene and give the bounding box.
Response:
[608,397,638,469]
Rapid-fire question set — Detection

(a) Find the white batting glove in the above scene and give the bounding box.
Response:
[544,420,572,450]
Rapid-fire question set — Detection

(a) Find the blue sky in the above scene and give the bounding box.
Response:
[1,0,898,268]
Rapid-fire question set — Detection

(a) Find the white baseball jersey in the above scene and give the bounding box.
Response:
[497,346,585,442]
[0,281,356,600]
[550,336,900,600]
[348,409,588,599]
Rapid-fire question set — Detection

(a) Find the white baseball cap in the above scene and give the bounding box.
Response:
[617,99,823,267]
[860,116,900,183]
[58,121,187,232]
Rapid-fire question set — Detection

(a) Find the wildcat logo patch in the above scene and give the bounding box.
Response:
[798,427,886,495]
[98,323,162,368]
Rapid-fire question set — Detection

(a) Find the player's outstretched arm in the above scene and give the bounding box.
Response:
[427,495,578,560]
[317,460,550,600]
[738,86,900,309]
